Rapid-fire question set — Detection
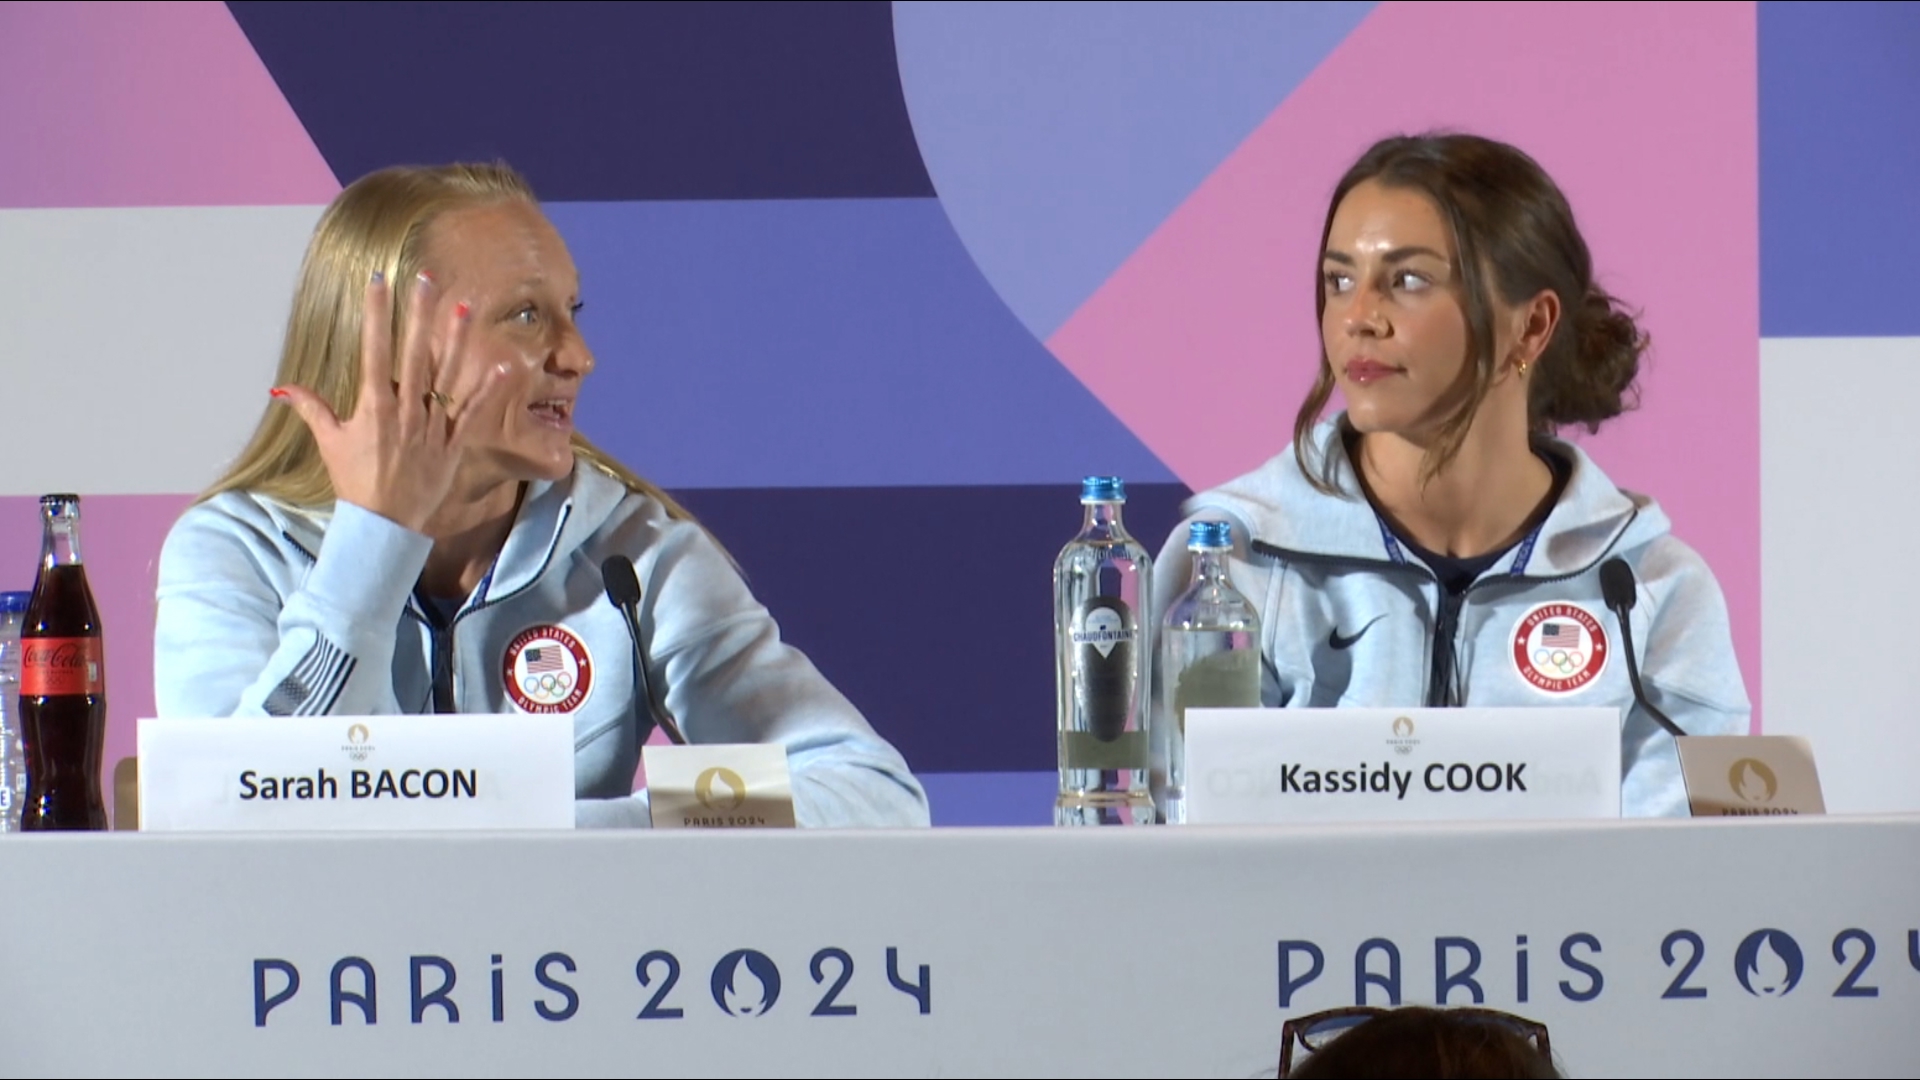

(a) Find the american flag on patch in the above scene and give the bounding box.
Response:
[524,646,565,674]
[1540,623,1582,649]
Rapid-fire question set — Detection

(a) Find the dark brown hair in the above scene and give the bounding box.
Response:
[1293,132,1646,492]
[1287,1007,1562,1079]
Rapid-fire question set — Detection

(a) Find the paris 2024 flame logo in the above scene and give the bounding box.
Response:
[1729,758,1779,805]
[710,949,782,1017]
[1734,930,1804,998]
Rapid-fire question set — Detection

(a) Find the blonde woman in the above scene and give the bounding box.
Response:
[154,163,929,828]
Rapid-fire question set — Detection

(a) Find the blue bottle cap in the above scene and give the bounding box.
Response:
[1080,476,1126,503]
[0,592,30,615]
[1187,520,1233,550]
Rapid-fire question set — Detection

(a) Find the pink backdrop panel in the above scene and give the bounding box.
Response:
[0,1,339,208]
[1049,0,1761,724]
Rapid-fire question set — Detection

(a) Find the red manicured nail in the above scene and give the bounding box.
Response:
[455,301,471,320]
[269,387,289,399]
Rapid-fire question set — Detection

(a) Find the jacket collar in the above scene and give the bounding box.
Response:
[1190,418,1667,579]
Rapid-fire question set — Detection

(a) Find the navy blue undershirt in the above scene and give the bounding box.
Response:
[416,590,462,630]
[1373,450,1572,595]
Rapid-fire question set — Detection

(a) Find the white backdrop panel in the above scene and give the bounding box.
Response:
[0,206,324,496]
[1760,335,1920,813]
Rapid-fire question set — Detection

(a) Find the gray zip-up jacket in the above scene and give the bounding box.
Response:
[1153,420,1750,817]
[154,459,930,828]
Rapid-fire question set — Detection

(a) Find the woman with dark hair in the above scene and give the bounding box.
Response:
[1279,1006,1562,1079]
[1152,132,1748,816]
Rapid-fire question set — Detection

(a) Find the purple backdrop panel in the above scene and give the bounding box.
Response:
[226,0,932,200]
[921,771,1056,828]
[547,198,1175,489]
[0,485,1178,809]
[1759,0,1920,337]
[671,482,1193,775]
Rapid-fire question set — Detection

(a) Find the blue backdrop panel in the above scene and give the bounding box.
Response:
[226,0,934,200]
[673,481,1194,775]
[920,771,1057,827]
[1759,0,1920,337]
[550,198,1175,489]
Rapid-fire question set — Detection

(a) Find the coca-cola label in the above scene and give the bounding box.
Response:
[20,637,103,697]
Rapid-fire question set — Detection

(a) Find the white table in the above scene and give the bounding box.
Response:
[1,816,1914,1078]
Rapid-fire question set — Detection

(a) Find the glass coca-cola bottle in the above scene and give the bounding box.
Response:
[20,494,107,831]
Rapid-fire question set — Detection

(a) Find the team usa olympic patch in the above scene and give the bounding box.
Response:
[1511,602,1608,694]
[502,624,593,714]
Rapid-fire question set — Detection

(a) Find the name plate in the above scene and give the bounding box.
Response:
[1677,734,1827,817]
[1184,707,1620,824]
[643,744,796,829]
[136,715,574,832]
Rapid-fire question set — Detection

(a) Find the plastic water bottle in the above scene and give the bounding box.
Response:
[0,591,30,832]
[1159,521,1261,824]
[1053,476,1155,826]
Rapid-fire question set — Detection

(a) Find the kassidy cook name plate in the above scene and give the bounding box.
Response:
[136,715,575,832]
[1183,707,1622,825]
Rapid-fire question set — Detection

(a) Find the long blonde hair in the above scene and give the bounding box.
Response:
[202,162,695,525]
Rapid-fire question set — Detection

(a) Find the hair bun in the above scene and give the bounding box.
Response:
[1535,286,1646,432]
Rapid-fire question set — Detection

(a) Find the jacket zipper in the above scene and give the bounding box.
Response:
[1251,507,1638,708]
[429,622,456,713]
[1429,590,1465,707]
[279,502,575,715]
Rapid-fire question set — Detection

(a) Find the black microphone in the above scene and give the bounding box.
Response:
[600,555,687,746]
[1599,557,1684,739]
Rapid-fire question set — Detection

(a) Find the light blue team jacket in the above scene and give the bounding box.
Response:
[153,459,931,828]
[1152,420,1751,817]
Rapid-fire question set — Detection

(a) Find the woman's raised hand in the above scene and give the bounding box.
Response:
[273,271,514,533]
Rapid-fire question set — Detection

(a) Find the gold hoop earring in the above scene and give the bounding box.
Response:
[1515,359,1531,377]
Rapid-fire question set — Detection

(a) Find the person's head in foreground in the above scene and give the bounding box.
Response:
[1280,1005,1562,1079]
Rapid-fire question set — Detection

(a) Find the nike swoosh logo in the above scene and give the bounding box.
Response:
[1328,615,1385,651]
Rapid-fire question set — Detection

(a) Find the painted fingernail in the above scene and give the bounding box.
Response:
[417,270,435,288]
[269,387,289,400]
[455,301,471,320]
[496,362,512,376]
[370,269,385,286]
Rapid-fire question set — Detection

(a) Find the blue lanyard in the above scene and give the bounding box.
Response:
[1374,513,1543,576]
